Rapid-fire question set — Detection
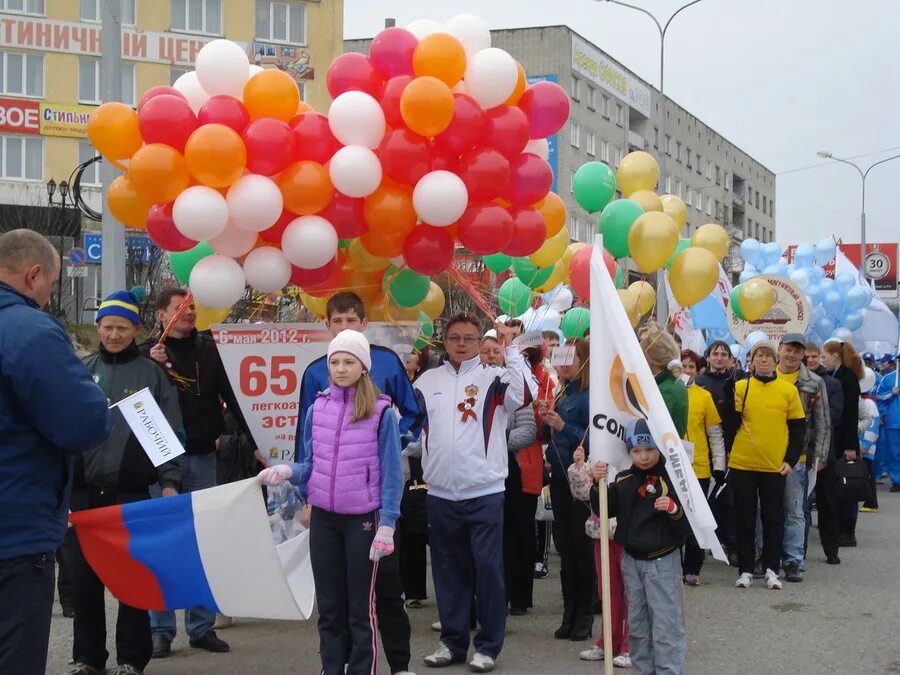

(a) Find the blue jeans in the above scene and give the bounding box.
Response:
[150,453,217,640]
[782,463,808,567]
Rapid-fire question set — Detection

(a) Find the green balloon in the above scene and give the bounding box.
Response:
[483,253,512,273]
[598,199,643,258]
[665,238,692,270]
[573,162,617,214]
[561,307,591,339]
[388,267,430,308]
[169,241,214,284]
[512,257,554,289]
[614,268,624,289]
[730,286,746,320]
[415,311,435,350]
[498,277,533,317]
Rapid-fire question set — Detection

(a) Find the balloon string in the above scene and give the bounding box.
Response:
[159,292,194,343]
[448,266,497,322]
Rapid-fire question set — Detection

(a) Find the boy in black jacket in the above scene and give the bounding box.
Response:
[592,419,690,675]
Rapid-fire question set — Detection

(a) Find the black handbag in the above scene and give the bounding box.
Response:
[833,457,872,503]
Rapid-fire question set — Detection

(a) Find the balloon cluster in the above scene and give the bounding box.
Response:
[87,14,568,333]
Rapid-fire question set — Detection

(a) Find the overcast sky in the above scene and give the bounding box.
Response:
[345,0,899,247]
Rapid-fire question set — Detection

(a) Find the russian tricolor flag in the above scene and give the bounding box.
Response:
[70,478,314,620]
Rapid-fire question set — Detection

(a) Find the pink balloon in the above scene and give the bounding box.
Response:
[319,192,367,239]
[500,153,552,205]
[198,95,251,134]
[290,112,340,164]
[517,81,570,139]
[369,27,418,78]
[480,104,530,160]
[146,203,197,252]
[138,95,199,153]
[138,86,187,113]
[433,94,484,159]
[326,52,383,99]
[378,128,434,186]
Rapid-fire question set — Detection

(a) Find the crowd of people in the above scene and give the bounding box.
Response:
[2,228,900,675]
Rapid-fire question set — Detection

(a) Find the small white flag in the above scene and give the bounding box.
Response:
[113,388,186,468]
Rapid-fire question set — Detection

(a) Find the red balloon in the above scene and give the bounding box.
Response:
[242,118,296,176]
[198,95,251,134]
[568,247,612,300]
[457,147,510,202]
[290,112,340,164]
[518,81,570,139]
[380,75,413,129]
[319,192,367,239]
[378,128,434,186]
[457,203,514,255]
[503,206,547,257]
[403,225,454,275]
[501,153,552,205]
[138,86,187,113]
[370,27,418,78]
[137,95,199,153]
[259,209,297,243]
[290,258,337,288]
[480,105,530,160]
[326,52,383,99]
[146,203,197,252]
[433,94,484,159]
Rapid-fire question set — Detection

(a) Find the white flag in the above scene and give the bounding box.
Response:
[114,388,186,468]
[589,239,725,561]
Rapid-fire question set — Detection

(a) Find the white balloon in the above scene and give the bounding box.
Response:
[464,47,518,109]
[195,39,249,98]
[548,286,574,312]
[172,71,210,115]
[173,186,228,241]
[405,18,442,40]
[444,13,491,57]
[524,138,550,161]
[243,246,292,293]
[226,174,283,232]
[208,220,258,257]
[248,65,264,77]
[328,91,385,149]
[413,171,468,227]
[189,255,246,309]
[329,145,383,198]
[281,216,338,269]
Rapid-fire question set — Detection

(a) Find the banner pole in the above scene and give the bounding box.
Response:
[599,478,614,675]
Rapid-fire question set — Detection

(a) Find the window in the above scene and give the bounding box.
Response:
[172,0,222,35]
[569,170,574,194]
[78,141,101,186]
[715,199,720,218]
[256,0,306,44]
[570,123,580,148]
[715,165,721,185]
[770,198,774,215]
[675,141,682,162]
[615,103,624,126]
[600,139,609,162]
[747,186,752,204]
[2,0,44,14]
[0,51,43,97]
[762,195,767,214]
[586,132,595,157]
[601,95,609,118]
[725,171,732,191]
[79,59,134,105]
[686,186,692,205]
[569,215,578,233]
[665,175,672,194]
[695,191,703,210]
[686,148,692,169]
[696,154,703,175]
[170,67,190,86]
[706,161,713,180]
[569,75,580,101]
[1,134,42,180]
[81,0,134,24]
[653,127,659,149]
[613,146,623,166]
[665,135,672,156]
[675,180,682,199]
[706,196,713,216]
[755,192,760,209]
[586,86,596,110]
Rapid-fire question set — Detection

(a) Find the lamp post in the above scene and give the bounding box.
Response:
[46,178,71,317]
[816,150,900,280]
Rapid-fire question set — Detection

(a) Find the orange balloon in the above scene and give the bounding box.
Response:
[107,175,151,229]
[184,124,247,188]
[296,100,313,115]
[360,231,406,259]
[363,181,418,234]
[126,144,189,204]
[400,76,455,137]
[243,69,301,122]
[87,102,142,162]
[413,33,467,87]
[504,62,527,105]
[535,192,567,237]
[278,161,334,215]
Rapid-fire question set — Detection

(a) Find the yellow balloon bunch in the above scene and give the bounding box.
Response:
[616,151,659,197]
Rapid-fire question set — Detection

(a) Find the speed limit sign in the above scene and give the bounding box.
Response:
[865,250,890,281]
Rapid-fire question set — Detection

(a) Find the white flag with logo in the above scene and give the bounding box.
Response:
[589,239,725,560]
[113,388,186,468]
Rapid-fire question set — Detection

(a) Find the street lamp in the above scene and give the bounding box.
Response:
[46,178,72,316]
[816,150,900,279]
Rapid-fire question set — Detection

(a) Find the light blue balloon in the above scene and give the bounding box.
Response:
[822,290,844,316]
[832,327,854,343]
[811,265,826,281]
[835,273,855,292]
[815,317,836,337]
[814,238,837,266]
[811,304,825,322]
[762,264,782,276]
[819,277,834,292]
[763,242,782,267]
[739,238,761,265]
[845,286,868,311]
[862,285,874,305]
[739,268,757,283]
[841,311,863,331]
[794,242,815,268]
[790,268,811,290]
[806,284,823,306]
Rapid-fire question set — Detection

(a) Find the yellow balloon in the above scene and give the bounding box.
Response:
[628,280,656,315]
[348,238,391,272]
[529,226,570,268]
[627,212,679,273]
[617,288,642,327]
[659,194,687,230]
[535,259,567,293]
[385,303,421,321]
[691,223,730,262]
[668,247,719,307]
[616,151,659,197]
[738,278,776,321]
[194,303,230,331]
[299,292,328,319]
[628,190,663,213]
[418,282,446,320]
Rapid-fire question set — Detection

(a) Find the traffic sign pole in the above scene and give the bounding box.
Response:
[100,0,125,297]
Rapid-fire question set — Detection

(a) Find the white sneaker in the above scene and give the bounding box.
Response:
[579,647,604,661]
[735,572,753,588]
[430,620,442,632]
[468,653,495,673]
[765,568,783,590]
[423,642,457,668]
[612,653,632,668]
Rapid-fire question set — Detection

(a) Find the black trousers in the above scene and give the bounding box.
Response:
[730,469,785,574]
[535,521,551,566]
[862,458,879,509]
[70,487,152,671]
[0,551,55,675]
[504,492,538,610]
[374,527,411,674]
[549,477,595,623]
[683,477,710,576]
[814,462,841,558]
[398,528,428,601]
[309,507,379,675]
[56,528,75,610]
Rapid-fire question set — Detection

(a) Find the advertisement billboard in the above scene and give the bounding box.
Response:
[786,242,898,298]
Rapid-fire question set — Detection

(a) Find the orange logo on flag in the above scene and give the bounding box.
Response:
[608,356,649,420]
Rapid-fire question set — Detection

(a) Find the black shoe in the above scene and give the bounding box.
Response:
[783,564,803,583]
[190,630,230,653]
[891,484,900,493]
[510,606,527,616]
[150,635,171,659]
[533,566,549,579]
[840,536,858,548]
[62,604,75,618]
[569,617,593,642]
[554,621,573,639]
[826,554,841,565]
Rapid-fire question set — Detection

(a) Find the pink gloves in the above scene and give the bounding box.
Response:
[257,464,293,486]
[369,526,395,561]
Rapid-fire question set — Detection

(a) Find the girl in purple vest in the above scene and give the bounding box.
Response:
[258,330,403,675]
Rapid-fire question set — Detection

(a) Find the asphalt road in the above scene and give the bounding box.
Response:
[47,483,900,674]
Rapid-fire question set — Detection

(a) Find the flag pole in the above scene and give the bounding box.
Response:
[599,477,614,675]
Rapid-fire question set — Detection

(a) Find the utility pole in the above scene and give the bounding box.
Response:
[100,0,125,297]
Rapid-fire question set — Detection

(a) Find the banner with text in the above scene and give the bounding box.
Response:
[114,388,186,468]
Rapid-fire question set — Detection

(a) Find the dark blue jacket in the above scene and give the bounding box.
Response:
[0,282,112,559]
[544,381,590,475]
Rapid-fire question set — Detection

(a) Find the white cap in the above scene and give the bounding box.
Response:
[327,330,372,372]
